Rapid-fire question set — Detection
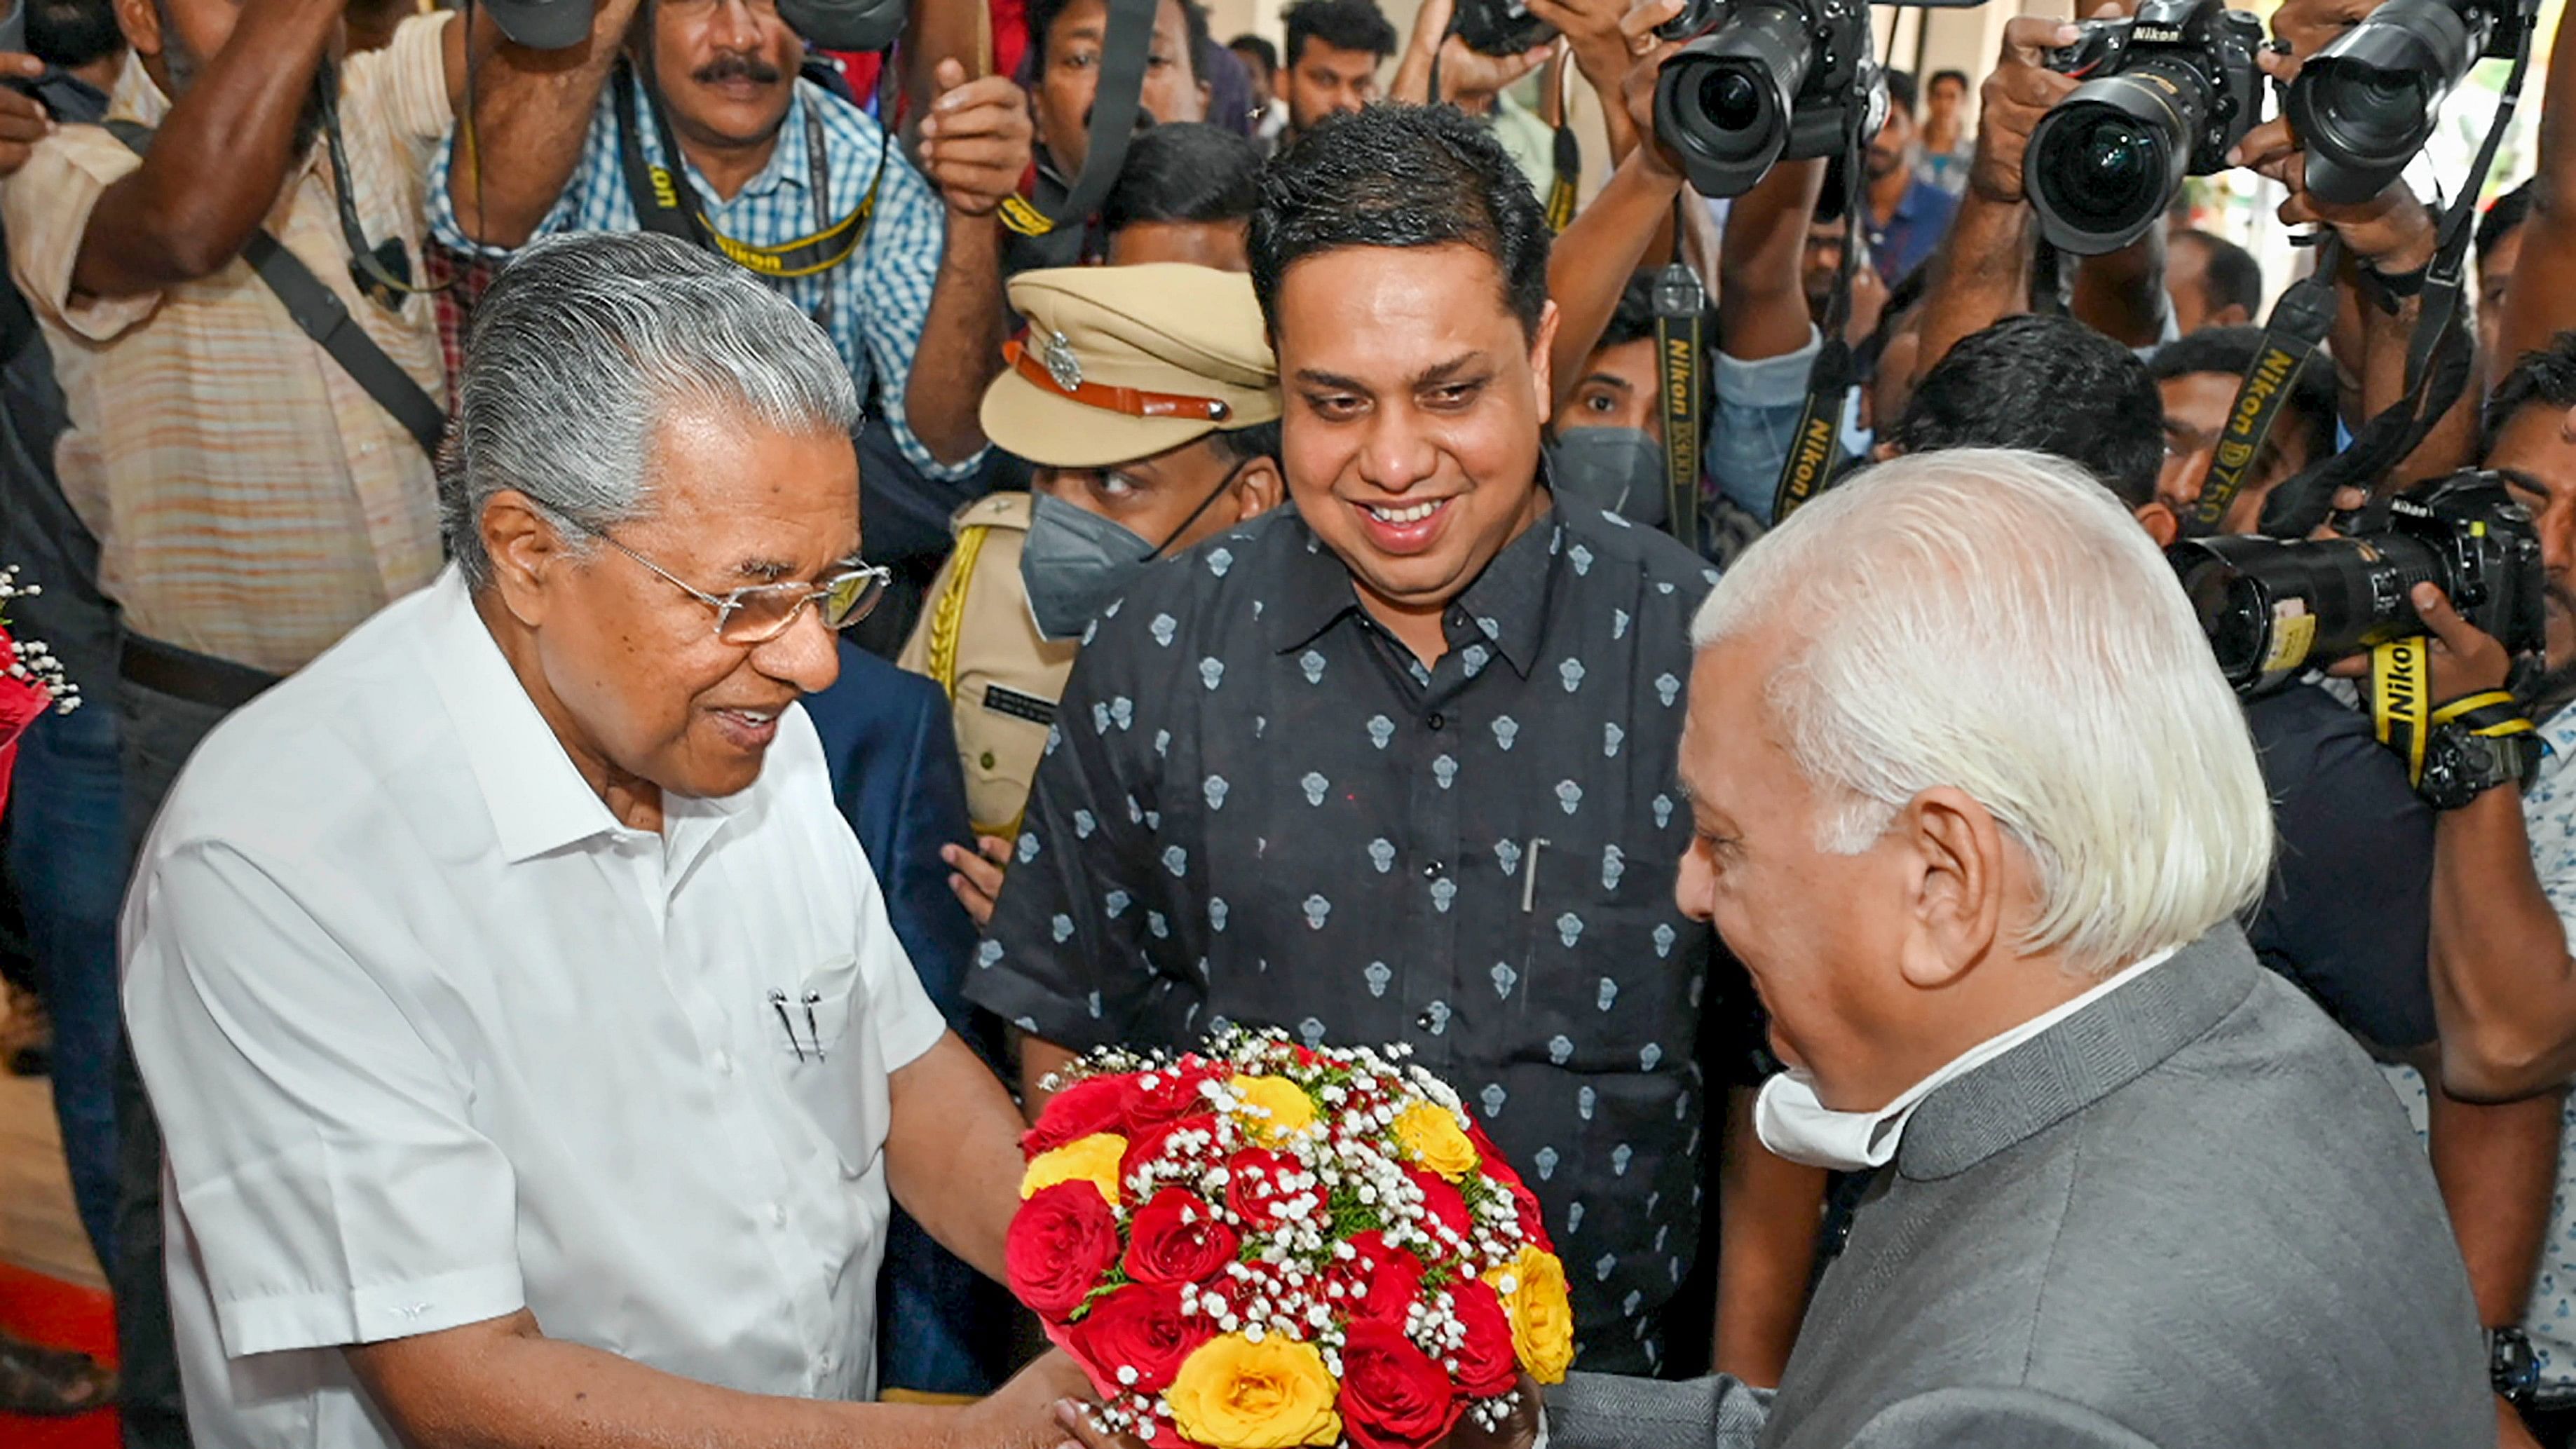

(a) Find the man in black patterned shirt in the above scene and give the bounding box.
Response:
[969,104,1794,1375]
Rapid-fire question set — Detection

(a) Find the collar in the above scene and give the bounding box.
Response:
[1265,472,1562,675]
[1891,178,1944,223]
[1755,939,2197,1173]
[417,568,756,865]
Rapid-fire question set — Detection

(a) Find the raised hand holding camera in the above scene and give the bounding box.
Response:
[2022,0,2267,254]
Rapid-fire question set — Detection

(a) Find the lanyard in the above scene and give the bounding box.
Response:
[610,57,884,335]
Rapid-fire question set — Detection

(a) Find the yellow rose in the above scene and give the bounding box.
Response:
[1018,1131,1126,1206]
[1483,1246,1576,1384]
[1229,1075,1319,1143]
[1165,1333,1342,1448]
[1391,1101,1479,1180]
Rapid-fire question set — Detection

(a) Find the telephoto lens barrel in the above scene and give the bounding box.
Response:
[1652,1,1813,198]
[2286,0,2496,205]
[2025,59,2207,254]
[2172,532,2449,690]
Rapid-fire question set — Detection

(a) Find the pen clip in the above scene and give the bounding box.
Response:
[769,989,806,1063]
[801,991,826,1063]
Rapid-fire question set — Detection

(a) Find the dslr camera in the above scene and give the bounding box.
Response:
[2285,0,2533,205]
[2170,470,2544,695]
[2023,0,2265,254]
[1649,0,1883,198]
[1452,0,1554,55]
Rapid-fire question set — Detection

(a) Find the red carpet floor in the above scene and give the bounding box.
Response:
[0,1259,119,1448]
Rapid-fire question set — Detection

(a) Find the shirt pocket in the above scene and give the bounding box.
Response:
[775,957,892,1181]
[1510,835,1701,1074]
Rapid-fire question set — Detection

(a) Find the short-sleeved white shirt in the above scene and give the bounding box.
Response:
[121,567,948,1449]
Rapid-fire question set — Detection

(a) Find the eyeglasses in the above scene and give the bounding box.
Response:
[588,531,891,646]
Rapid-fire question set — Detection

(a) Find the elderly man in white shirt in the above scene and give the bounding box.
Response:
[121,231,1089,1449]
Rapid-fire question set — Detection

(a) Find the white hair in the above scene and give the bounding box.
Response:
[1691,448,2272,974]
[440,232,861,589]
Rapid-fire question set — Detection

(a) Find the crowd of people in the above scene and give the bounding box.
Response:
[0,0,2574,1442]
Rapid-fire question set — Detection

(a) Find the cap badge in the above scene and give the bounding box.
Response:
[1040,329,1084,391]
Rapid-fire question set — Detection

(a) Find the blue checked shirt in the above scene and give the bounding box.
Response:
[428,72,971,479]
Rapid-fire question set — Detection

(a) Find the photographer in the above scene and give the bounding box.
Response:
[1907,13,2173,387]
[435,0,1033,485]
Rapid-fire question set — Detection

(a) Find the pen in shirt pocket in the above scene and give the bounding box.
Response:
[1522,838,1549,913]
[768,989,827,1063]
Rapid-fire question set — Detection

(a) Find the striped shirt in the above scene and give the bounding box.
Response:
[3,18,455,676]
[425,70,967,480]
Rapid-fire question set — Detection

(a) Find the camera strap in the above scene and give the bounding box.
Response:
[1773,92,1872,524]
[611,56,887,287]
[995,0,1159,259]
[2371,637,2433,786]
[1543,60,1581,233]
[314,56,451,312]
[104,121,447,459]
[2255,6,2535,539]
[1655,251,1709,555]
[2182,236,2341,539]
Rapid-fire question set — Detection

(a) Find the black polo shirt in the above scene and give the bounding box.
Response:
[969,497,1761,1373]
[2245,683,2437,1053]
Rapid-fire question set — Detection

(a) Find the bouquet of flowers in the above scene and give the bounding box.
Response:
[0,566,82,812]
[1004,1028,1572,1449]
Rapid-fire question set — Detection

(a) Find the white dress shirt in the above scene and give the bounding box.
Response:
[1756,946,2181,1171]
[122,568,948,1449]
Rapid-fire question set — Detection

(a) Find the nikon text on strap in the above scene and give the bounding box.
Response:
[2183,236,2340,539]
[996,0,1160,263]
[1654,256,1708,555]
[1773,92,1872,524]
[105,121,447,459]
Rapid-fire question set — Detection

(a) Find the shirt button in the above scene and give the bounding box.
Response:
[713,1051,734,1075]
[1415,1009,1438,1030]
[769,1202,788,1227]
[1426,712,1446,730]
[1421,861,1444,879]
[979,751,996,770]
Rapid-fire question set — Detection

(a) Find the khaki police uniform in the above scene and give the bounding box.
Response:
[899,264,1282,839]
[897,494,1080,837]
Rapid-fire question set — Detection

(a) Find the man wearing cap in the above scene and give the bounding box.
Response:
[901,262,1284,906]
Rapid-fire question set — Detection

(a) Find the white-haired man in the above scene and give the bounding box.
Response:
[1543,449,2490,1448]
[119,232,1087,1449]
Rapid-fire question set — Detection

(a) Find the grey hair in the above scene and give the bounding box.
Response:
[1689,449,2275,975]
[439,232,861,588]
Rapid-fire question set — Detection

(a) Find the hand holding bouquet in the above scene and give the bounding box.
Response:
[1005,1029,1572,1449]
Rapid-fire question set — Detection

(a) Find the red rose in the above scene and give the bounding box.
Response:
[1445,1277,1520,1399]
[1022,1074,1138,1156]
[1064,1282,1211,1394]
[1129,1062,1223,1125]
[1119,1113,1222,1198]
[1339,1319,1464,1449]
[1404,1166,1471,1239]
[1006,1181,1122,1321]
[1225,1147,1300,1230]
[1327,1230,1426,1326]
[1123,1189,1241,1286]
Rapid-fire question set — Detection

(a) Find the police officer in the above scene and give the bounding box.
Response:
[901,263,1283,919]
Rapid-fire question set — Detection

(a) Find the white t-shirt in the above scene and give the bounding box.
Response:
[122,567,947,1448]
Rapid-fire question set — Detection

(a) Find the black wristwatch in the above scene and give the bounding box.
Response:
[2491,1326,2541,1406]
[2420,719,2542,810]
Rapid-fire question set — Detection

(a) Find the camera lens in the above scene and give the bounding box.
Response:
[2024,62,2200,254]
[2170,534,2442,689]
[1651,2,1810,198]
[2285,0,2488,206]
[1700,68,1766,130]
